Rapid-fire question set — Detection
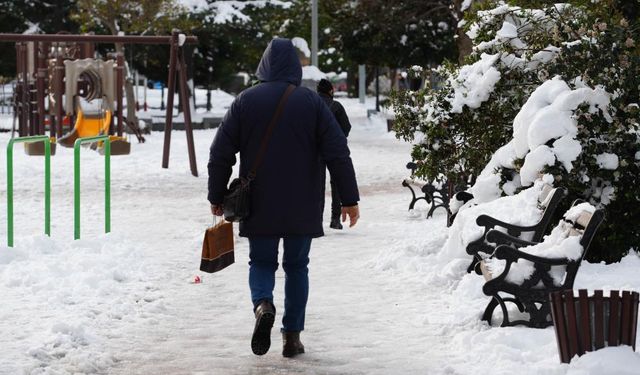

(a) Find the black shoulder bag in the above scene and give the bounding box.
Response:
[223,84,296,222]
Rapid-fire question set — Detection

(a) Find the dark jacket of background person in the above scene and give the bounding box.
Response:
[207,38,359,238]
[318,93,351,137]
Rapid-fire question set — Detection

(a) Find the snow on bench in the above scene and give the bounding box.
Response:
[479,202,605,327]
[465,183,566,273]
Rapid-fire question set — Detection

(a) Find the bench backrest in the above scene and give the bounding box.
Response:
[563,208,605,288]
[532,185,566,241]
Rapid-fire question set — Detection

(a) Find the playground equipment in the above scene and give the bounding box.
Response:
[6,136,51,247]
[0,31,199,176]
[57,59,130,155]
[5,134,111,246]
[74,135,111,240]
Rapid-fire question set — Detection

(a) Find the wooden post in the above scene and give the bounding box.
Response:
[36,42,46,135]
[178,46,198,177]
[162,31,179,169]
[28,42,37,135]
[54,49,64,138]
[14,43,21,136]
[82,42,94,59]
[116,53,124,137]
[19,43,30,136]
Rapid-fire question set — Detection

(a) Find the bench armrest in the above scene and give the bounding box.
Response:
[476,214,540,235]
[485,230,537,248]
[493,244,572,266]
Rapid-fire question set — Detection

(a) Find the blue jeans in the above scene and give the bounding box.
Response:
[248,236,312,332]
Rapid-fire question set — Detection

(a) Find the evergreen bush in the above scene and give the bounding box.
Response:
[391,0,640,262]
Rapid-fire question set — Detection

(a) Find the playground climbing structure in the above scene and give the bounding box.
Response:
[0,31,200,176]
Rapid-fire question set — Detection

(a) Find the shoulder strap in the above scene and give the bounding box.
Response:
[247,84,296,180]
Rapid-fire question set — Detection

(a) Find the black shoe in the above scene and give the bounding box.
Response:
[329,219,343,230]
[251,300,275,355]
[282,331,305,358]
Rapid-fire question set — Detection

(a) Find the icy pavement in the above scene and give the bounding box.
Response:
[99,112,452,374]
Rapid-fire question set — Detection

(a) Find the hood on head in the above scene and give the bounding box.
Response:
[256,38,302,86]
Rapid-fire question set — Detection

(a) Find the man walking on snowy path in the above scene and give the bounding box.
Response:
[207,38,360,358]
[316,78,352,230]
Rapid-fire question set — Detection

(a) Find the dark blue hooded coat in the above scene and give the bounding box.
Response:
[208,38,359,238]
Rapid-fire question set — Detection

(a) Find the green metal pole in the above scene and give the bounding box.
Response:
[7,140,13,247]
[74,140,81,240]
[6,135,51,247]
[44,140,51,237]
[105,139,111,234]
[74,135,111,240]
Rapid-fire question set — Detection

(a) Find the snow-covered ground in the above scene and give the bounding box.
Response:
[0,98,639,374]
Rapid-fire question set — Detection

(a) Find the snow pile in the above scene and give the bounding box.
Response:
[566,346,640,375]
[0,234,163,373]
[447,53,501,113]
[512,79,610,184]
[471,78,611,200]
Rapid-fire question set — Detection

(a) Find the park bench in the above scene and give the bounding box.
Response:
[465,185,566,274]
[479,204,605,328]
[401,162,450,219]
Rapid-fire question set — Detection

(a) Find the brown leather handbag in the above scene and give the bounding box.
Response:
[200,219,234,273]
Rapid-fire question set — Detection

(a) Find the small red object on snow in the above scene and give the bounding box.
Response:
[194,275,201,284]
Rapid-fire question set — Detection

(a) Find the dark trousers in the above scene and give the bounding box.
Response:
[330,180,341,221]
[248,236,312,332]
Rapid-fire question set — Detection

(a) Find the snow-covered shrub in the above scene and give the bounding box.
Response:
[391,3,573,186]
[391,1,640,262]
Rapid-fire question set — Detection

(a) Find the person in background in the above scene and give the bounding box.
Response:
[397,72,409,91]
[316,78,352,230]
[208,39,360,358]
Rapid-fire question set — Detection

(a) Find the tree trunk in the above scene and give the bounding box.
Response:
[390,68,397,91]
[454,0,474,64]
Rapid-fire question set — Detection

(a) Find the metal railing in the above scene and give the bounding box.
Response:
[6,135,51,247]
[74,136,110,240]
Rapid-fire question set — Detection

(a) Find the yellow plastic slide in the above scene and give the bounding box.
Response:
[58,108,112,148]
[75,108,112,137]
